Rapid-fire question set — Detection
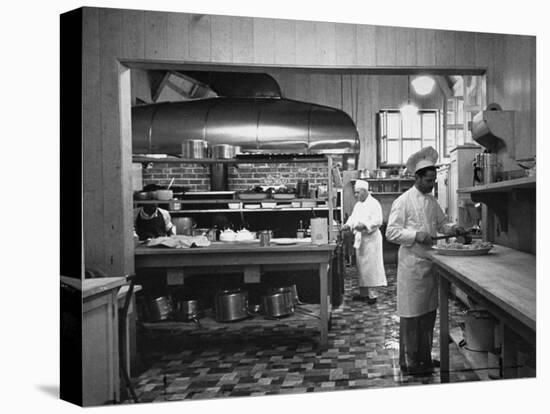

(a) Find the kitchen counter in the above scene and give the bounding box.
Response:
[427,245,536,381]
[134,242,337,348]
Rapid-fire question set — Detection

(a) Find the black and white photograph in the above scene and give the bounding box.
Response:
[3,1,547,413]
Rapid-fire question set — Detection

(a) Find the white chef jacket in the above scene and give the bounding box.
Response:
[345,194,387,288]
[386,186,455,317]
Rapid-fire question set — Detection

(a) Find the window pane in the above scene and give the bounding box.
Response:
[456,128,464,145]
[447,130,456,152]
[403,140,421,162]
[403,114,421,138]
[422,113,436,138]
[380,136,387,164]
[387,113,400,138]
[387,140,400,164]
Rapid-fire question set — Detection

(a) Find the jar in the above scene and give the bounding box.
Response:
[259,230,272,247]
[172,198,181,211]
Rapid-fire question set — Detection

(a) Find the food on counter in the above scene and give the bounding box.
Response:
[437,240,493,250]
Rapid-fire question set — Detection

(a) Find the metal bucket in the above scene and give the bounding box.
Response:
[464,309,496,351]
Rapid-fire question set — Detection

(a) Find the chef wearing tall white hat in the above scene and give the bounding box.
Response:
[342,179,387,304]
[386,146,464,375]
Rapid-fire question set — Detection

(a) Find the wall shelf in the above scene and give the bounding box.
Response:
[133,155,330,164]
[458,176,535,194]
[168,207,330,214]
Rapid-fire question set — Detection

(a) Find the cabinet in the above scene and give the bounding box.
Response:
[61,276,126,406]
[458,176,536,253]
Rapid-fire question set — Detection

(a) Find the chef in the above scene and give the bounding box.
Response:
[386,146,464,375]
[134,202,176,241]
[342,179,387,304]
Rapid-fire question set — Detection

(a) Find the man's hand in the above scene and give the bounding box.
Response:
[415,231,433,245]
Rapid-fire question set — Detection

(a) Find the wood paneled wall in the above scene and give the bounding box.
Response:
[271,73,443,169]
[75,7,536,277]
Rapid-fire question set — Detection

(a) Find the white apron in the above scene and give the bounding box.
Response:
[386,187,454,317]
[346,196,387,288]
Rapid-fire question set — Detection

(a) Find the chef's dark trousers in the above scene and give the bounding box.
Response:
[399,309,437,371]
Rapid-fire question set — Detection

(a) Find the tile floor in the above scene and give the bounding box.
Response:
[125,264,479,404]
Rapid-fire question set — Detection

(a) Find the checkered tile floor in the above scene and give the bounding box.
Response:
[125,265,478,404]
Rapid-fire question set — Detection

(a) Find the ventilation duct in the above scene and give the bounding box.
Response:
[132,97,359,155]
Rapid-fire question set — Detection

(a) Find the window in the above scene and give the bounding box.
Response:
[378,109,440,166]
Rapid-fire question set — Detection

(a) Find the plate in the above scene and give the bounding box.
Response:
[271,238,297,245]
[244,204,261,209]
[432,246,492,256]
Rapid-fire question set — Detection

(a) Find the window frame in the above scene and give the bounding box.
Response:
[378,109,440,167]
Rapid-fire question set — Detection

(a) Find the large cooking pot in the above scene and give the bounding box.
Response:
[174,299,203,326]
[261,291,295,318]
[212,144,237,159]
[182,139,208,159]
[214,289,251,322]
[176,217,196,236]
[268,285,301,306]
[148,296,174,321]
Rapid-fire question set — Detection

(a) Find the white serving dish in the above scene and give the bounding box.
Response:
[228,202,241,209]
[261,202,277,209]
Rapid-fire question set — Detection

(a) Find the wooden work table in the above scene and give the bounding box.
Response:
[134,242,337,348]
[427,245,536,381]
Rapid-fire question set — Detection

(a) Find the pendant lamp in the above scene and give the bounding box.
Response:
[400,76,418,119]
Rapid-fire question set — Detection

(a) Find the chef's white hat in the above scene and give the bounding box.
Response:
[406,146,439,174]
[354,179,369,191]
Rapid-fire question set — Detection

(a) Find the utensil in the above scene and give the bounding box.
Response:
[432,232,472,245]
[155,189,173,200]
[214,289,251,322]
[212,144,236,159]
[173,299,203,326]
[167,177,174,190]
[148,296,174,321]
[261,292,294,318]
[181,139,208,159]
[175,217,196,236]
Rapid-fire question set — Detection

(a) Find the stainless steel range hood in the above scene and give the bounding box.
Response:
[471,105,515,157]
[132,97,359,155]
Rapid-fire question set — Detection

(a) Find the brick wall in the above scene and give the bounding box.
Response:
[142,161,335,192]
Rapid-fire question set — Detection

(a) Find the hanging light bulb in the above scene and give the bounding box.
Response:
[400,75,418,119]
[411,75,435,96]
